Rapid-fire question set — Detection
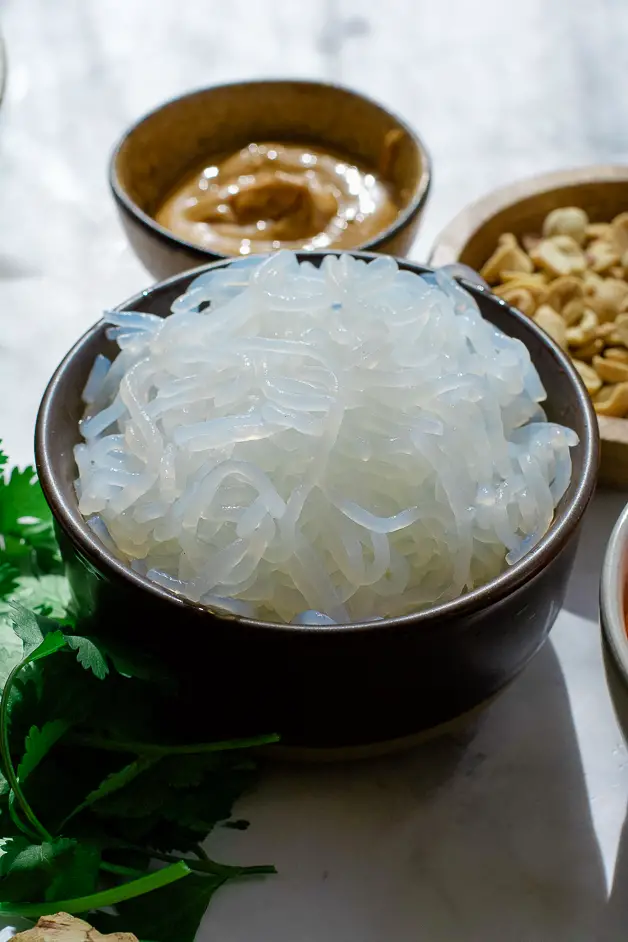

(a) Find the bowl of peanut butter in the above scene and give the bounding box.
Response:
[109,80,431,279]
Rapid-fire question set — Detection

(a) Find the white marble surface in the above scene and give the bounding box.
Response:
[1,1,628,938]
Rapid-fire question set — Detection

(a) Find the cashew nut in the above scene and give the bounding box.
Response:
[542,206,588,245]
[562,298,585,325]
[566,309,598,347]
[585,222,611,242]
[544,275,584,319]
[531,235,586,277]
[480,236,534,285]
[522,233,542,254]
[611,313,628,347]
[594,381,628,417]
[492,285,536,316]
[604,347,628,364]
[534,304,568,349]
[586,239,620,273]
[593,355,628,384]
[611,212,628,256]
[571,337,603,361]
[572,359,602,395]
[585,277,628,323]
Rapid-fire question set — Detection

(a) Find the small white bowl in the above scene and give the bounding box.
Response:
[601,503,628,705]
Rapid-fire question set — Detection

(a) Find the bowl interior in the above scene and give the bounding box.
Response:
[36,253,598,632]
[112,81,428,243]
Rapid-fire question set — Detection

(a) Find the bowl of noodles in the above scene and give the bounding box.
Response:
[35,252,598,756]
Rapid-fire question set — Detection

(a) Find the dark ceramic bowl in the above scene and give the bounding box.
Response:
[109,80,431,280]
[36,253,598,756]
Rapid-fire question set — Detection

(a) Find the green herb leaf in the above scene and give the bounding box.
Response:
[8,606,44,657]
[95,871,224,942]
[0,564,19,601]
[27,631,67,664]
[62,756,158,826]
[44,841,101,902]
[0,465,58,575]
[3,837,77,876]
[0,859,191,917]
[18,721,70,783]
[65,636,109,680]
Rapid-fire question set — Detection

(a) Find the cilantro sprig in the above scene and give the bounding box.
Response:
[0,443,277,941]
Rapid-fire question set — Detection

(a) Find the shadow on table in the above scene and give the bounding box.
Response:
[599,643,628,940]
[215,643,607,942]
[563,487,627,623]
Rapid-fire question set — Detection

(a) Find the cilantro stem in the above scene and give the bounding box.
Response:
[0,860,191,917]
[68,731,280,756]
[121,844,276,878]
[0,660,53,842]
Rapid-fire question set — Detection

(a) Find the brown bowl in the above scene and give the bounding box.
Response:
[35,252,598,756]
[109,80,431,280]
[429,164,628,488]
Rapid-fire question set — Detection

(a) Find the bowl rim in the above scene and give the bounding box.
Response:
[601,501,628,681]
[35,251,599,637]
[428,163,628,268]
[108,78,432,261]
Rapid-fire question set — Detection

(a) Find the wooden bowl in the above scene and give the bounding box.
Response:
[429,165,628,488]
[109,80,431,280]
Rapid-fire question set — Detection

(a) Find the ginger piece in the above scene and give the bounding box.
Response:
[12,913,138,942]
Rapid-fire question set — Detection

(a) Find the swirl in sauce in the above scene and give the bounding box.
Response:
[155,141,401,255]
